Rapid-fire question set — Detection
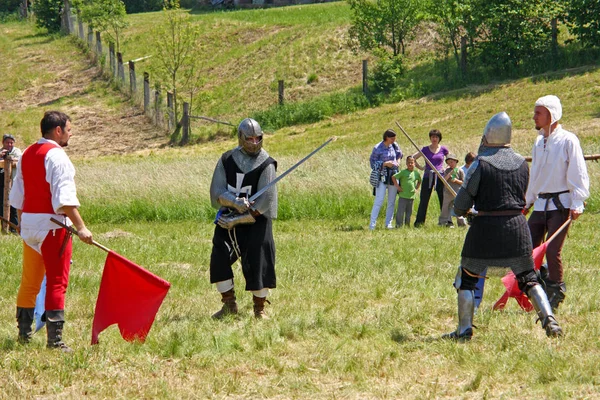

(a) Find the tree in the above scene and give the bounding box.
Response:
[151,4,200,130]
[428,0,477,78]
[471,0,555,75]
[121,0,164,13]
[0,0,23,14]
[76,0,128,52]
[32,0,63,33]
[566,0,600,48]
[347,0,424,57]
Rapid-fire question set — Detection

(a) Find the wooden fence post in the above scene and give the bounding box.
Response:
[2,158,14,234]
[117,52,125,85]
[362,59,368,95]
[61,0,72,34]
[155,87,161,125]
[460,36,468,78]
[129,61,136,96]
[109,42,115,76]
[143,72,150,114]
[167,91,174,132]
[278,80,284,105]
[87,26,93,48]
[20,0,28,18]
[78,19,84,40]
[181,102,190,145]
[95,32,102,57]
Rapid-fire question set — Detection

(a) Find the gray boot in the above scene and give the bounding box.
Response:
[442,290,474,341]
[46,310,73,352]
[16,307,35,344]
[528,285,563,337]
[212,289,238,319]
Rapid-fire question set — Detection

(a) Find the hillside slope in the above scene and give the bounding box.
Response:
[0,22,168,157]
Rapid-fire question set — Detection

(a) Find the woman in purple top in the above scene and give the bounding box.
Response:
[369,129,403,230]
[412,129,449,227]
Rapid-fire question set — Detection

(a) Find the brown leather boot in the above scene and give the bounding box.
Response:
[46,310,73,353]
[212,289,238,319]
[253,296,270,319]
[16,307,35,344]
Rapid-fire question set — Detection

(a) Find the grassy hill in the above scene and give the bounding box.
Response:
[1,7,600,399]
[124,3,364,120]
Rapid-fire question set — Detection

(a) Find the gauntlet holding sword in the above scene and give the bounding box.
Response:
[215,136,337,229]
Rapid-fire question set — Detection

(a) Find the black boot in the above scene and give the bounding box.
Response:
[545,281,566,312]
[16,307,35,344]
[442,290,474,341]
[253,296,270,319]
[212,289,238,319]
[528,285,563,338]
[46,310,73,352]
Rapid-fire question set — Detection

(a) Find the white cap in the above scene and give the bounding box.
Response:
[535,95,562,125]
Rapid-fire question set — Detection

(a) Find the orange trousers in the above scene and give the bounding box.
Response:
[16,228,72,310]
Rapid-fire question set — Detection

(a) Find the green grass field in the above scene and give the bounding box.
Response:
[1,7,600,398]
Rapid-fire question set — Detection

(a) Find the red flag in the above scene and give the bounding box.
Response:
[493,242,549,312]
[492,218,569,312]
[91,251,171,345]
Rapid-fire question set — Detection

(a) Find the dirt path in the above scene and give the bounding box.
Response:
[0,25,169,157]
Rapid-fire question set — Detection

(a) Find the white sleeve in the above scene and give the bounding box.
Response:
[45,148,80,214]
[525,140,539,207]
[566,135,590,211]
[8,157,24,210]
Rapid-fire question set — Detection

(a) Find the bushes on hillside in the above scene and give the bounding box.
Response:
[32,0,63,33]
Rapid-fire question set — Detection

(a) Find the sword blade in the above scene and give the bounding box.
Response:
[249,136,337,203]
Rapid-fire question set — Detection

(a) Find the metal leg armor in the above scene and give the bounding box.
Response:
[527,285,563,338]
[474,268,487,312]
[442,290,474,341]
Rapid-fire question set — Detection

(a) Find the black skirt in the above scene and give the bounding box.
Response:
[461,214,532,260]
[210,216,276,291]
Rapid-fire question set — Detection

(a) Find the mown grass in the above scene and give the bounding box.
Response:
[1,216,600,398]
[2,13,600,399]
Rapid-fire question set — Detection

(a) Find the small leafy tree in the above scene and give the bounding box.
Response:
[428,0,476,78]
[32,0,63,33]
[75,0,128,52]
[566,0,600,48]
[347,0,424,56]
[472,0,555,75]
[151,2,200,128]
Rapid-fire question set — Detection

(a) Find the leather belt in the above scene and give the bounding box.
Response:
[476,210,522,217]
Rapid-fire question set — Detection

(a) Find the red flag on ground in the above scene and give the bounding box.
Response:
[91,251,171,345]
[491,213,571,314]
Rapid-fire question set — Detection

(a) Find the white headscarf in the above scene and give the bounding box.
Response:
[535,95,562,126]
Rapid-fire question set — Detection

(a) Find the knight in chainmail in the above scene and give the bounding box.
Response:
[443,112,563,340]
[209,118,277,319]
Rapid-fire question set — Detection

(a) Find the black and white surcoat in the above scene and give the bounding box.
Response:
[208,147,278,291]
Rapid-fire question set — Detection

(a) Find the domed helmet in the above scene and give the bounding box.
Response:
[482,112,511,147]
[238,118,263,156]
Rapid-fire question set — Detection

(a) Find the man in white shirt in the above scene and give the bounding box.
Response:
[525,95,590,311]
[10,111,93,351]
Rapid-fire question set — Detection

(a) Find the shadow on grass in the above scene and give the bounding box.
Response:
[336,224,365,232]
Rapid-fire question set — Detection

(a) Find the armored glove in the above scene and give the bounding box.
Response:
[218,192,251,213]
[217,212,256,230]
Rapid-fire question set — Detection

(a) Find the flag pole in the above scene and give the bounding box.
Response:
[394,121,457,198]
[50,217,111,253]
[0,215,19,234]
[544,218,571,244]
